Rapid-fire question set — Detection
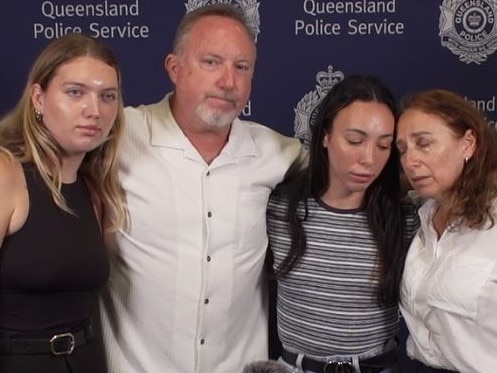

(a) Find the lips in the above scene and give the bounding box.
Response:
[409,175,430,186]
[205,93,237,107]
[209,96,235,107]
[350,173,374,184]
[76,125,101,136]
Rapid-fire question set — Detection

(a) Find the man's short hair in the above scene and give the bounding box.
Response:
[172,3,255,54]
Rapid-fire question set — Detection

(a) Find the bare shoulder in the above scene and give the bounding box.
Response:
[0,149,29,244]
[0,148,23,184]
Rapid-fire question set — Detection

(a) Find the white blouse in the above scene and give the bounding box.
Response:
[400,199,497,373]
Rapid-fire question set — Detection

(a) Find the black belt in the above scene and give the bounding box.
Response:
[281,346,398,373]
[0,325,94,355]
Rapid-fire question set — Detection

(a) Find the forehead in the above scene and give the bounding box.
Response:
[398,109,453,135]
[52,56,118,84]
[333,100,395,133]
[184,15,255,56]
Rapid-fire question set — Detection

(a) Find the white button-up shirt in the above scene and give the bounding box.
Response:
[100,94,306,373]
[400,199,497,373]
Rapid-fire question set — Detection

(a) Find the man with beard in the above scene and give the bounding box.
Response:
[99,4,306,373]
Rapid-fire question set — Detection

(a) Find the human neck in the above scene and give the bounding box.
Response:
[431,201,452,239]
[171,98,231,164]
[320,188,364,210]
[61,155,84,183]
[183,127,230,164]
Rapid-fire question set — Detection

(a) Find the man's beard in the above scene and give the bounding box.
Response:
[195,95,240,129]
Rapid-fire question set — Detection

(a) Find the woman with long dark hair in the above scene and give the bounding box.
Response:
[268,75,418,373]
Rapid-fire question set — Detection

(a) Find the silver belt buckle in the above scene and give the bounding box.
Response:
[50,332,75,355]
[323,360,355,373]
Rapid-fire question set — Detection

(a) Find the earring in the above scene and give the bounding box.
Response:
[464,157,469,164]
[34,109,43,123]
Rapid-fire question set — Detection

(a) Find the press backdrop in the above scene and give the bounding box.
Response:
[1,0,496,371]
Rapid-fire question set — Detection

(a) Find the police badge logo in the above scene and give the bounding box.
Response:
[294,66,344,148]
[185,0,260,42]
[439,0,497,64]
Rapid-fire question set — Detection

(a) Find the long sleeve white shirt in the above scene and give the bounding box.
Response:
[99,94,306,373]
[400,199,497,373]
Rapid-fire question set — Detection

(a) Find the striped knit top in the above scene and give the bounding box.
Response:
[267,194,418,357]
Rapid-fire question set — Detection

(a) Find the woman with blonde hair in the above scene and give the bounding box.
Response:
[0,33,126,372]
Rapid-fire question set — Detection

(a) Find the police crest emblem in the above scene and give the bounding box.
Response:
[440,0,497,64]
[294,66,344,148]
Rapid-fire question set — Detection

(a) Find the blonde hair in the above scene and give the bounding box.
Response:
[0,33,126,232]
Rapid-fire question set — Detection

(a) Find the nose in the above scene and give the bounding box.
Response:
[218,66,235,90]
[83,94,101,118]
[401,149,419,170]
[359,144,374,166]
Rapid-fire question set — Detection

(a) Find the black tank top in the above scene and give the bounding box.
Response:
[0,165,109,334]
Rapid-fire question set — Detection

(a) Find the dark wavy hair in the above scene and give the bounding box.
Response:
[274,75,406,305]
[400,89,497,229]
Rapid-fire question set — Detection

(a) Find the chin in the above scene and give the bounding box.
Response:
[196,103,238,127]
[349,182,372,192]
[413,188,436,200]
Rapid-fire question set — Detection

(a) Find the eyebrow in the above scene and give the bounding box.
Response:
[345,128,394,138]
[409,130,432,138]
[62,81,86,86]
[62,82,118,91]
[395,131,432,146]
[201,51,254,64]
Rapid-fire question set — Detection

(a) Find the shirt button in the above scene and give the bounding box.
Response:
[204,299,209,304]
[207,256,211,262]
[207,211,212,218]
[200,339,205,345]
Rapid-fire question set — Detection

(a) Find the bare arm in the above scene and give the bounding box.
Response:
[0,150,28,247]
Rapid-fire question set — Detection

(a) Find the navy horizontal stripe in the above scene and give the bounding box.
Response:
[267,195,418,356]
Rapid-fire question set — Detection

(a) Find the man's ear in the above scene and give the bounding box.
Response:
[165,53,179,84]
